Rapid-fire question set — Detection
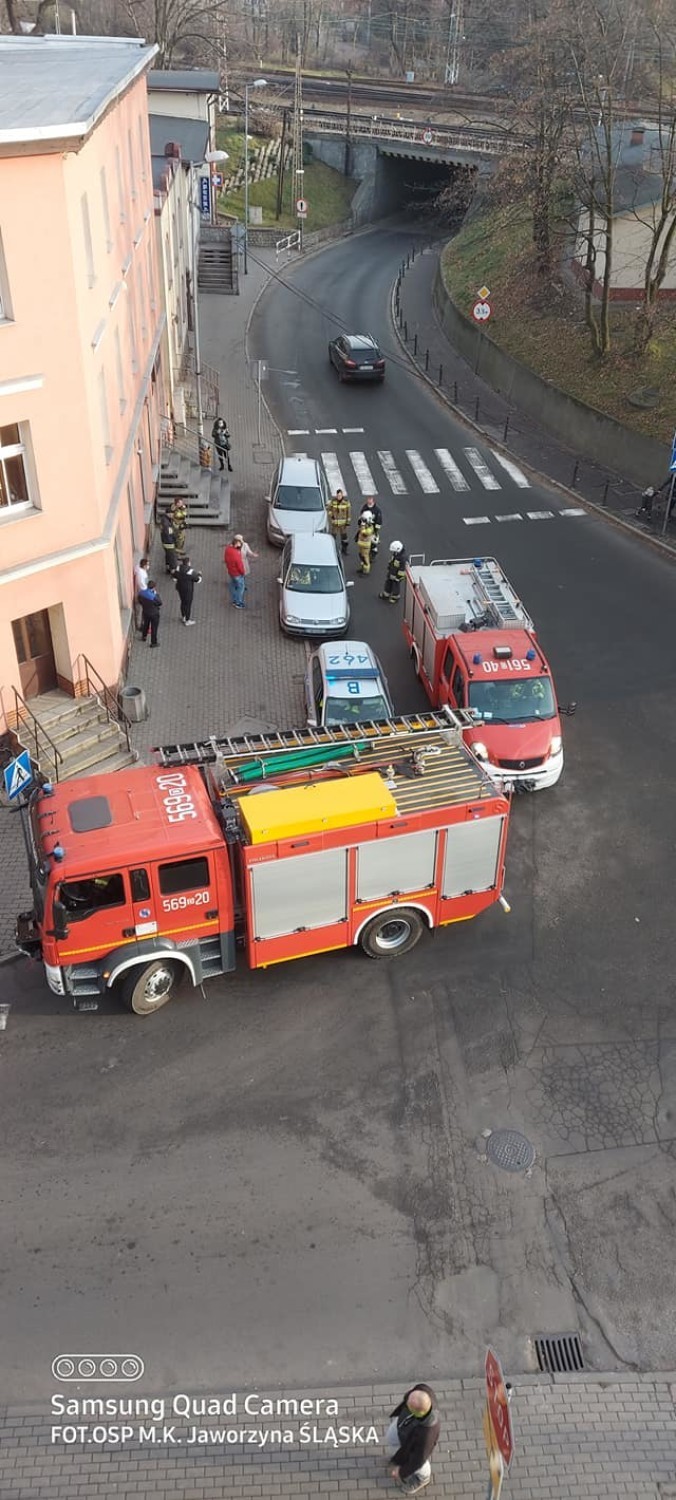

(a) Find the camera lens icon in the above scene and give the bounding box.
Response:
[52,1354,144,1382]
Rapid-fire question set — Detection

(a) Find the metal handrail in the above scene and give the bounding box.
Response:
[77,655,132,753]
[12,686,63,782]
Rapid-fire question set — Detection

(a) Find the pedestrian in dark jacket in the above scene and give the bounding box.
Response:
[160,513,178,574]
[361,496,383,554]
[212,416,233,472]
[138,582,162,647]
[384,1385,440,1494]
[174,555,202,625]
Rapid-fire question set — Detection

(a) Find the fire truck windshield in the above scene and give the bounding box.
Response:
[468,676,556,722]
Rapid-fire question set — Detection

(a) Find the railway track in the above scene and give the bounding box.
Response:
[235,67,504,116]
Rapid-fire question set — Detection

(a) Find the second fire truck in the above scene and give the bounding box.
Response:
[403,556,569,791]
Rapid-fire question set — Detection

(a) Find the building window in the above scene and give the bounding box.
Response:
[0,422,32,514]
[147,237,156,312]
[128,129,137,201]
[164,230,173,290]
[0,231,13,322]
[115,144,126,223]
[138,115,147,181]
[114,327,126,414]
[98,369,112,465]
[114,528,129,613]
[100,167,112,253]
[127,294,138,373]
[137,264,147,340]
[81,192,96,289]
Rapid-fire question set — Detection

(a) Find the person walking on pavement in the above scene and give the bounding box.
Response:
[160,512,178,575]
[138,580,162,647]
[174,554,202,626]
[379,540,407,603]
[234,533,258,577]
[328,488,351,554]
[212,416,233,473]
[169,497,188,558]
[134,555,149,630]
[384,1385,440,1494]
[360,496,383,556]
[356,508,375,574]
[224,535,247,608]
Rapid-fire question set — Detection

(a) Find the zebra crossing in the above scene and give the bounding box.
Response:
[289,434,532,499]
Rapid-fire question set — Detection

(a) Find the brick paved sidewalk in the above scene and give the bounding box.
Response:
[394,244,676,553]
[0,250,305,957]
[2,1372,675,1498]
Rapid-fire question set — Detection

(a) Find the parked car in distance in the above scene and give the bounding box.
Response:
[267,455,330,545]
[305,640,395,726]
[278,533,353,639]
[328,333,385,382]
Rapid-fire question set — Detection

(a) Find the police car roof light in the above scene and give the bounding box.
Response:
[327,668,380,682]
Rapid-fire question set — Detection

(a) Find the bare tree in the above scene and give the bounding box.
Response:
[631,14,676,357]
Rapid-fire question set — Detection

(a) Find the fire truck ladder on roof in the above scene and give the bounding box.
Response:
[471,559,530,629]
[154,708,481,769]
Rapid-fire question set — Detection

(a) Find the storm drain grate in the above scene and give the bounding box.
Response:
[535,1333,585,1374]
[485,1128,536,1173]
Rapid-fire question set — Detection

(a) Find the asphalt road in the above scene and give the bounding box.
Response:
[3,226,676,1405]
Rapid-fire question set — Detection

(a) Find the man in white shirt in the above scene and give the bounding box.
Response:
[134,556,149,630]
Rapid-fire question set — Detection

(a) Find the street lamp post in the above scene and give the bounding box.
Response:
[244,78,267,275]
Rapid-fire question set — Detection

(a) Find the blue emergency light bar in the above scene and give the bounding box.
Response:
[327,668,381,682]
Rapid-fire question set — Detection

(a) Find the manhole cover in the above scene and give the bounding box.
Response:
[485,1128,535,1173]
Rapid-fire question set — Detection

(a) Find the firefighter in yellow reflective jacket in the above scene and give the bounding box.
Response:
[356,508,375,574]
[327,489,351,554]
[170,498,188,557]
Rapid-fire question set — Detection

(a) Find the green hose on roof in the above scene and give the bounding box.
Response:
[233,741,370,784]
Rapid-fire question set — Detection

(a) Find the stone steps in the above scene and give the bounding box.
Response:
[12,693,136,782]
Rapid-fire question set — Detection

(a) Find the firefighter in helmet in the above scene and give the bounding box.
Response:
[379,540,407,603]
[356,508,376,574]
[169,497,188,557]
[327,488,351,554]
[360,497,383,556]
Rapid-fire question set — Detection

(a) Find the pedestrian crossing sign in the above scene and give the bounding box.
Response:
[4,748,33,801]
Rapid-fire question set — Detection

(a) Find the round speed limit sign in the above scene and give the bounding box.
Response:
[472,300,492,322]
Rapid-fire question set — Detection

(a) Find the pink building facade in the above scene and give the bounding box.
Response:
[0,36,166,727]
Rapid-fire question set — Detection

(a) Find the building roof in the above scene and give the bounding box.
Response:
[0,35,157,148]
[149,69,220,94]
[613,165,663,215]
[149,113,209,175]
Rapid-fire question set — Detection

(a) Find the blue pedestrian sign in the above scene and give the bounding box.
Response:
[4,749,33,801]
[669,432,676,473]
[199,174,211,218]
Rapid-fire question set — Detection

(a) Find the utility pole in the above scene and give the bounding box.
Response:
[344,65,353,178]
[445,0,463,86]
[276,109,288,220]
[292,35,304,251]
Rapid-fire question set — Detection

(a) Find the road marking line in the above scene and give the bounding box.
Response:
[377,451,408,494]
[0,1004,10,1031]
[490,451,530,487]
[287,428,309,435]
[463,515,491,525]
[349,451,378,494]
[527,511,554,519]
[434,448,469,491]
[495,513,523,522]
[321,452,347,494]
[560,508,587,516]
[406,450,440,494]
[464,447,501,489]
[315,427,337,434]
[342,426,364,433]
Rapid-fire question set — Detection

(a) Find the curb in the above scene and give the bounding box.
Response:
[390,259,676,565]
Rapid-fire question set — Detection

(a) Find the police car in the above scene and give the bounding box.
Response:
[304,641,395,728]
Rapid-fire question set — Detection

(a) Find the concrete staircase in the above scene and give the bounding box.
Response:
[198,225,238,295]
[13,691,137,783]
[158,447,230,528]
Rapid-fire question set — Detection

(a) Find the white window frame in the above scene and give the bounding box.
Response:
[0,231,13,323]
[128,129,137,201]
[114,327,126,414]
[0,422,36,517]
[100,166,113,254]
[81,192,96,289]
[115,145,126,224]
[98,369,113,466]
[138,115,148,182]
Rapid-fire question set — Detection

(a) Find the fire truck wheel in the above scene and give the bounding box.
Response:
[120,959,180,1015]
[360,907,425,958]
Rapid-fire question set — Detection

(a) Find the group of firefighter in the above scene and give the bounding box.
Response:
[327,488,407,603]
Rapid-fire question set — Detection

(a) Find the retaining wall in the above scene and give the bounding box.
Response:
[433,262,670,486]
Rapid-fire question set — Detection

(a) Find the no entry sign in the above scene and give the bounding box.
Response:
[485,1348,514,1467]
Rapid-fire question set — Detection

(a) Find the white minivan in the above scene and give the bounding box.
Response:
[266,455,330,545]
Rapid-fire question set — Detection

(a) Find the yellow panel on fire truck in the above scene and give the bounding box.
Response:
[238,772,397,845]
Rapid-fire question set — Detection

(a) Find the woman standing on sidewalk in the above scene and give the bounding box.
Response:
[234,533,258,580]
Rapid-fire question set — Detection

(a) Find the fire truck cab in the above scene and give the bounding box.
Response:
[403,557,564,791]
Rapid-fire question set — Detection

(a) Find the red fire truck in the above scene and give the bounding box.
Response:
[15,712,511,1016]
[403,557,567,791]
